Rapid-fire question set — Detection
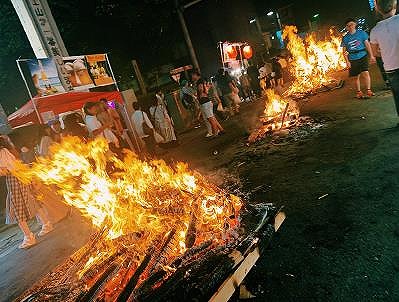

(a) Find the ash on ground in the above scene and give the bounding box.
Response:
[250,116,326,146]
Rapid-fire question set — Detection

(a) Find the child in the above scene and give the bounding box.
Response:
[0,137,53,249]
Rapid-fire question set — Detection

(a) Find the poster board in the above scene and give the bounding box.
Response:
[17,53,116,98]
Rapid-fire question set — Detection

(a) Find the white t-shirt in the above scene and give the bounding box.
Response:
[85,115,104,138]
[370,15,399,71]
[85,115,119,145]
[131,110,153,138]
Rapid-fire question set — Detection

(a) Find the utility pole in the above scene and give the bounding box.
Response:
[131,60,147,96]
[175,0,201,71]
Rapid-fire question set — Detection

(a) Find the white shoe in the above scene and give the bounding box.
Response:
[38,223,54,237]
[19,235,36,249]
[205,133,213,138]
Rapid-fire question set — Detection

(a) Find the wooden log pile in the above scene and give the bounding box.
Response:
[18,204,284,302]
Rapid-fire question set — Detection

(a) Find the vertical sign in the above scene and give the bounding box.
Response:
[12,0,73,91]
[26,0,73,91]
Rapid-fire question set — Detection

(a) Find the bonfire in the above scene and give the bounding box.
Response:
[283,25,347,97]
[248,89,299,143]
[13,137,243,300]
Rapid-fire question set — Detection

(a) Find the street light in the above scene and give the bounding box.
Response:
[249,18,256,24]
[267,11,274,16]
[313,13,320,18]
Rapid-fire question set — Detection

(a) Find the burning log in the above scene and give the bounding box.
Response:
[133,207,284,301]
[116,248,154,302]
[18,205,284,302]
[248,89,299,143]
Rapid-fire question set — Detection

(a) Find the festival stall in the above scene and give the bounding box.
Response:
[8,53,142,152]
[8,91,124,128]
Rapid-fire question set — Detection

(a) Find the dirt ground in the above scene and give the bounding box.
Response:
[1,66,399,301]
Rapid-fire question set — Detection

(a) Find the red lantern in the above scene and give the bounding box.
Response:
[226,45,238,59]
[243,45,253,59]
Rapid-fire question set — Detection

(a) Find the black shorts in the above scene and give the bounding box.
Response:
[349,55,369,77]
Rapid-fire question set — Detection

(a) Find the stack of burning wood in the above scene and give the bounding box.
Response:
[248,89,300,143]
[11,137,285,301]
[19,205,284,302]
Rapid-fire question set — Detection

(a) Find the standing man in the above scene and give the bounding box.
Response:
[341,18,376,99]
[370,0,399,120]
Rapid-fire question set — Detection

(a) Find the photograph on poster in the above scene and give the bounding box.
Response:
[63,56,95,90]
[86,54,114,86]
[27,58,65,97]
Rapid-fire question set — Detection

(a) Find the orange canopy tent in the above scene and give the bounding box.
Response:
[8,91,124,128]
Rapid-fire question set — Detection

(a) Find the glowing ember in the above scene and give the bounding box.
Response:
[283,25,346,96]
[12,137,241,279]
[249,89,299,143]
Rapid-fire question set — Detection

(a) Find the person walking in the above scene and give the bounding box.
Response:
[0,137,53,249]
[149,96,177,143]
[272,57,284,89]
[341,18,376,99]
[247,62,261,96]
[239,73,252,101]
[370,0,399,121]
[215,69,240,116]
[191,72,224,137]
[131,102,156,155]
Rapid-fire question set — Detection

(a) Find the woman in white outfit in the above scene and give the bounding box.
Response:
[149,95,176,143]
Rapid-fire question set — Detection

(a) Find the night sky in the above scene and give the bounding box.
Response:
[0,0,375,114]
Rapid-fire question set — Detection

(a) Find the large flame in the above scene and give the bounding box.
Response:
[283,25,346,96]
[13,137,241,278]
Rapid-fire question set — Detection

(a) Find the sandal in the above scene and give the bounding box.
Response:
[366,89,375,97]
[356,91,364,99]
[19,235,36,249]
[38,223,54,237]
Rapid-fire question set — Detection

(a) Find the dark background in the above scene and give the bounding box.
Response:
[0,0,373,114]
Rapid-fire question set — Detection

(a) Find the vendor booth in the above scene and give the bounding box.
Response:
[8,91,124,128]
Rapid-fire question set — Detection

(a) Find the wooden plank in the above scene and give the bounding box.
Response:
[209,211,286,302]
[208,247,260,302]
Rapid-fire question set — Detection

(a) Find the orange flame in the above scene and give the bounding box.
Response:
[13,137,241,277]
[283,25,346,96]
[249,89,299,143]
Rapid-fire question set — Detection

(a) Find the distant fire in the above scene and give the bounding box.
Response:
[283,25,346,96]
[249,89,299,143]
[13,137,241,288]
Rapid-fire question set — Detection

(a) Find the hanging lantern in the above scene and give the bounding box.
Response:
[226,45,238,59]
[243,45,253,59]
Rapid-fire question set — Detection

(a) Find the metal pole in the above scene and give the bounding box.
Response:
[175,0,200,71]
[106,53,120,92]
[183,0,204,9]
[16,59,42,124]
[131,60,147,96]
[276,12,282,30]
[255,19,270,55]
[219,42,225,68]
